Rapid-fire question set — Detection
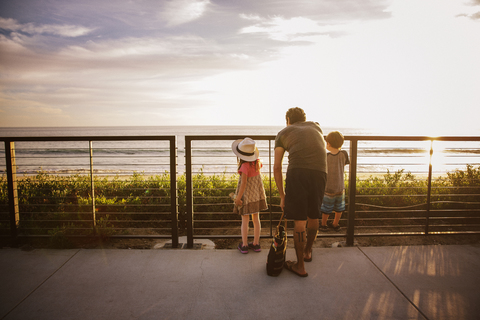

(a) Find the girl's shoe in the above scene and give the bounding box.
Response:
[248,242,261,252]
[319,225,329,231]
[238,243,248,254]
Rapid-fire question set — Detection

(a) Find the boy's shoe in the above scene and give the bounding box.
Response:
[248,242,261,252]
[238,243,248,254]
[327,221,341,231]
[319,225,329,231]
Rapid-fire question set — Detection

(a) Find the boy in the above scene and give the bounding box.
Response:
[320,131,349,232]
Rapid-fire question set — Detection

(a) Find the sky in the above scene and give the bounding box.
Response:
[0,0,479,135]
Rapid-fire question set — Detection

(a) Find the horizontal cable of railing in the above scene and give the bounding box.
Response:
[1,134,479,248]
[1,136,179,247]
[185,135,480,248]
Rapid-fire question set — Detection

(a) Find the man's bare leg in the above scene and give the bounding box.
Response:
[289,220,307,275]
[304,217,318,261]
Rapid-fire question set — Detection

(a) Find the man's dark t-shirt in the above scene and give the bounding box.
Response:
[275,121,327,173]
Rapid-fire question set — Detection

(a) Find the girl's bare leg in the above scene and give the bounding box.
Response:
[241,214,249,246]
[251,213,261,245]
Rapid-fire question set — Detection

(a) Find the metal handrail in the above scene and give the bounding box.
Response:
[185,135,480,248]
[1,136,179,247]
[185,135,277,248]
[2,134,479,249]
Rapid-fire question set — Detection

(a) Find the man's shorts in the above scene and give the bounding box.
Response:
[320,192,346,215]
[284,168,327,221]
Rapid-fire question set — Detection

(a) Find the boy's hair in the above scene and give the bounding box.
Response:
[326,131,344,149]
[285,107,306,124]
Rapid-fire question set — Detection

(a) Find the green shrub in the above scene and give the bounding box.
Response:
[1,166,479,237]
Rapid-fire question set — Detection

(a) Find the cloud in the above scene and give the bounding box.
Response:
[0,17,95,37]
[458,11,480,19]
[216,0,390,22]
[0,30,247,126]
[471,11,480,19]
[240,16,344,41]
[239,14,262,22]
[160,0,211,27]
[0,0,394,127]
[456,0,480,20]
[0,29,265,80]
[26,106,63,114]
[233,1,390,44]
[456,11,480,20]
[0,1,391,58]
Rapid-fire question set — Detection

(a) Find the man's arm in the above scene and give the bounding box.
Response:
[274,147,286,211]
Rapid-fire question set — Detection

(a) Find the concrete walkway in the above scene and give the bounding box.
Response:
[1,245,479,320]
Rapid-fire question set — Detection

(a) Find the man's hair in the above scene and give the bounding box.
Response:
[326,131,344,149]
[285,107,306,124]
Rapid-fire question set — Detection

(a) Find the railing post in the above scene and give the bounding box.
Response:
[170,137,179,248]
[269,139,273,237]
[89,141,96,235]
[185,137,194,248]
[346,139,358,246]
[5,141,19,241]
[425,140,433,235]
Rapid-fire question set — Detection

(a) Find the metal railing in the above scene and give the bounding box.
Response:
[346,136,480,245]
[1,136,179,247]
[2,134,479,249]
[185,135,277,248]
[185,135,480,248]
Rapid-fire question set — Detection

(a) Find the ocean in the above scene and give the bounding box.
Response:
[1,126,479,177]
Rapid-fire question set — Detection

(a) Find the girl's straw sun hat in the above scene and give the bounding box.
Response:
[232,137,259,162]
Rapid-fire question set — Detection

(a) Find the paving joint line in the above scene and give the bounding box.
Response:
[1,249,82,320]
[356,246,430,320]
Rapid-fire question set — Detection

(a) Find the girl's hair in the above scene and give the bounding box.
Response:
[238,158,261,172]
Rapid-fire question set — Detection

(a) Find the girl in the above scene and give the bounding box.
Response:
[232,137,268,254]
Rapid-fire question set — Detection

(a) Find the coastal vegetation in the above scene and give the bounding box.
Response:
[0,165,479,244]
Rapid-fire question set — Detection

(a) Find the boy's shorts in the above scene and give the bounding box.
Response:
[284,168,327,221]
[321,192,346,215]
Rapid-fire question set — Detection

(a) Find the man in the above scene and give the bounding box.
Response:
[274,107,327,277]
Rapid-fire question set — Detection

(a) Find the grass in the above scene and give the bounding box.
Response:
[1,165,479,240]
